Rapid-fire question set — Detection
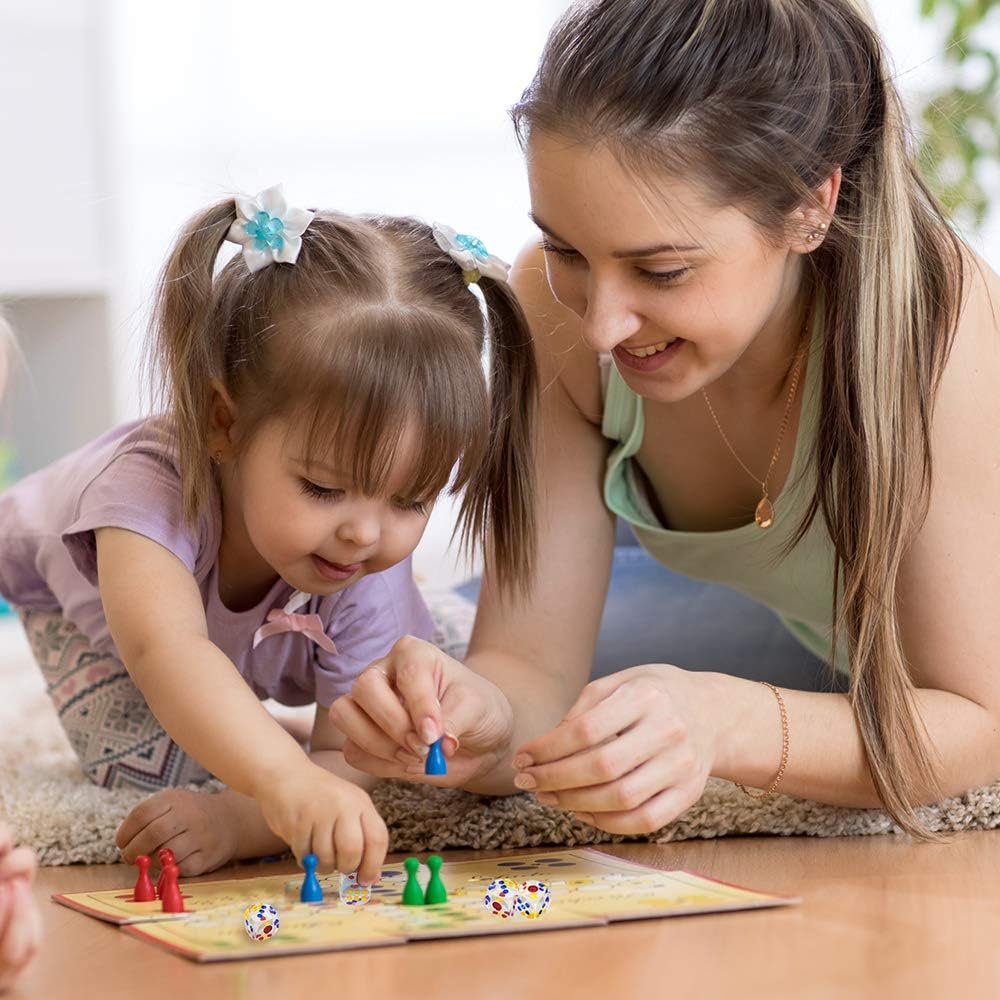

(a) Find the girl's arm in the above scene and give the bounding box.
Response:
[100,527,389,879]
[97,526,306,797]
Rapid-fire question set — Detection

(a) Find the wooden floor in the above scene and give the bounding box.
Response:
[14,832,1000,999]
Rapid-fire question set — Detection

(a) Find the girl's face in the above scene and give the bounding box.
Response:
[227,417,434,596]
[525,132,809,403]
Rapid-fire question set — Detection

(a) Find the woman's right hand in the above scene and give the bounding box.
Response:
[329,636,516,786]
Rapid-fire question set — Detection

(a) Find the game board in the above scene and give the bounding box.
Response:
[52,849,799,962]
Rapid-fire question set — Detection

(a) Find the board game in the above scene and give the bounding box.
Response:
[52,849,799,962]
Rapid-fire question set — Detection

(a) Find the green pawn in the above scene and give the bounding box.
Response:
[401,857,424,906]
[424,854,447,905]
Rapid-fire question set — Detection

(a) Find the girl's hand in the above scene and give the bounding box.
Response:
[0,825,42,993]
[511,665,721,834]
[329,636,515,786]
[256,763,388,885]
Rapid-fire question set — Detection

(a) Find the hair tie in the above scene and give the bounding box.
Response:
[432,223,510,285]
[226,184,315,273]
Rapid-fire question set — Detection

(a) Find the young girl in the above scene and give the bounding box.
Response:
[0,186,537,880]
[330,0,1000,841]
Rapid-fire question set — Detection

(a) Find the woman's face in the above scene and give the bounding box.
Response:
[526,131,808,404]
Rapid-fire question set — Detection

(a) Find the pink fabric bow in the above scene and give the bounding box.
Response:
[252,591,337,655]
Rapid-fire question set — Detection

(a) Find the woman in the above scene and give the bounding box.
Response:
[330,0,1000,839]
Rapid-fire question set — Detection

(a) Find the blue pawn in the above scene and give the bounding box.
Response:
[425,737,447,776]
[300,853,324,903]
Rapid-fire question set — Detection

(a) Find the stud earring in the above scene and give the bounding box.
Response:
[807,221,828,243]
[211,451,222,465]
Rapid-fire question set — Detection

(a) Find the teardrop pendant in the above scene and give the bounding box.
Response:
[755,496,775,529]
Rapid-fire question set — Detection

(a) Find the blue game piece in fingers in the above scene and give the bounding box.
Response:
[425,737,447,776]
[300,853,324,903]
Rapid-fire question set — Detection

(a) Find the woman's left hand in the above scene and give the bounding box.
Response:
[510,664,723,834]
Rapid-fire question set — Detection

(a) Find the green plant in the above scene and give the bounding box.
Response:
[916,0,1000,227]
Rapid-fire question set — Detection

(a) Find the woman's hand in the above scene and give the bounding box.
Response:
[256,762,388,885]
[511,665,723,834]
[329,636,515,787]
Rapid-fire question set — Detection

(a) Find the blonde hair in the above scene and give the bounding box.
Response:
[149,204,537,595]
[514,0,966,836]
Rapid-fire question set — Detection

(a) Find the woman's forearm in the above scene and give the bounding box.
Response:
[712,672,1000,807]
[461,649,581,796]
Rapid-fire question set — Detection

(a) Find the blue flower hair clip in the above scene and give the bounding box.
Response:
[432,223,510,285]
[226,184,316,273]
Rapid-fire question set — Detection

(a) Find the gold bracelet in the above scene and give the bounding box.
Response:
[736,681,789,799]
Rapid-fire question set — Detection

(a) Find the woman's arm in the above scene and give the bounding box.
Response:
[330,243,620,793]
[516,253,1000,829]
[459,244,621,792]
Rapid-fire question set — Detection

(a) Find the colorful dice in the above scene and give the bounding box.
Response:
[243,902,280,941]
[339,872,372,906]
[484,877,519,918]
[514,880,551,919]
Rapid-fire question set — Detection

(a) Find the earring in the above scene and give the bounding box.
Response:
[211,451,222,465]
[807,221,828,243]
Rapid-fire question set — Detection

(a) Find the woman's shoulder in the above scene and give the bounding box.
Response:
[510,240,605,426]
[930,244,1000,456]
[946,245,999,379]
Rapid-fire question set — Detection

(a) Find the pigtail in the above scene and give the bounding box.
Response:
[150,200,237,523]
[457,278,538,599]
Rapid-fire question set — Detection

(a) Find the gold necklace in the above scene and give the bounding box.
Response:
[700,323,809,530]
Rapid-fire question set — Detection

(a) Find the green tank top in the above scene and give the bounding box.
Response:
[601,315,847,672]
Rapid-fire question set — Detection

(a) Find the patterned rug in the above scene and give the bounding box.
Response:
[3,612,1000,867]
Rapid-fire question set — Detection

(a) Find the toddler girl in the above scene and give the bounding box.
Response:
[0,186,536,882]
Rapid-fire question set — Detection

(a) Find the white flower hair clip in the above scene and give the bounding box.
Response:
[226,184,315,273]
[432,223,510,285]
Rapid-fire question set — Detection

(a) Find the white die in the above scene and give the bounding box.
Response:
[339,872,371,906]
[514,880,551,919]
[484,877,519,918]
[243,902,280,940]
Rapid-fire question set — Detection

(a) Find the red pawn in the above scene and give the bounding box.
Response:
[159,863,185,913]
[156,848,176,900]
[132,854,156,902]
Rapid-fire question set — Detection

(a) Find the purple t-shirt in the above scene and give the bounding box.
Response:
[0,418,434,707]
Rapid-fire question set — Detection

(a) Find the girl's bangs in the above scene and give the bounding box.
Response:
[275,305,490,502]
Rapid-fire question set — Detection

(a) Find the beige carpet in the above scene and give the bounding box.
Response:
[3,621,999,866]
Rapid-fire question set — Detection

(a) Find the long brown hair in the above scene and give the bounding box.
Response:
[149,204,537,595]
[513,0,966,837]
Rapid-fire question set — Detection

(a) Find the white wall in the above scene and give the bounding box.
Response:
[98,0,567,585]
[2,0,997,589]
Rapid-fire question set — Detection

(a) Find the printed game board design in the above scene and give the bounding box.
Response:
[52,849,799,962]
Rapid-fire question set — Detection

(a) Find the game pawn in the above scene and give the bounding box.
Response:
[156,847,176,899]
[299,853,324,904]
[159,863,185,913]
[401,856,424,906]
[131,854,156,903]
[423,854,447,905]
[424,737,447,776]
